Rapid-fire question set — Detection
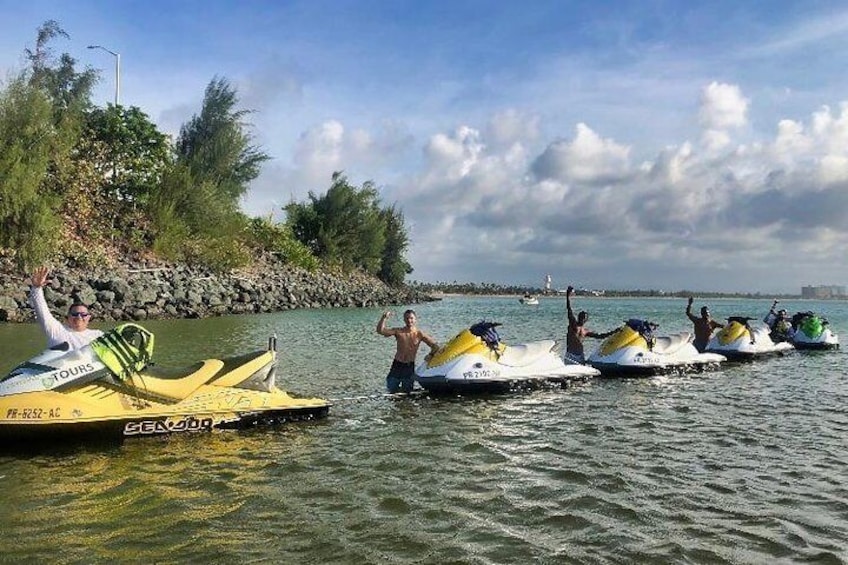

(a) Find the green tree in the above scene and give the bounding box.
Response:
[25,20,96,118]
[147,162,193,257]
[0,76,60,265]
[0,20,105,265]
[246,217,318,271]
[85,104,171,204]
[286,173,405,278]
[378,205,412,286]
[175,76,269,204]
[148,76,269,270]
[147,161,254,271]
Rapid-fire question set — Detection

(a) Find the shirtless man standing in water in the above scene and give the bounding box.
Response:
[376,309,440,393]
[686,297,724,352]
[565,286,616,362]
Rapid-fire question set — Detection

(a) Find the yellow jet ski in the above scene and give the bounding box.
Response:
[0,323,330,444]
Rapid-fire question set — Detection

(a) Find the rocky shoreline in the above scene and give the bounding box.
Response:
[0,257,436,323]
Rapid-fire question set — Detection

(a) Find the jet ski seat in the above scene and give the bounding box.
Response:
[124,359,225,402]
[498,340,557,367]
[652,332,693,355]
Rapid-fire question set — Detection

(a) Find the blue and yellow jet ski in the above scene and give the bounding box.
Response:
[0,323,330,444]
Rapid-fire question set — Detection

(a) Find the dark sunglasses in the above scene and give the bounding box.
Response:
[68,311,90,318]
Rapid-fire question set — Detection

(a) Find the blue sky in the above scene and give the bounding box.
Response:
[3,0,848,293]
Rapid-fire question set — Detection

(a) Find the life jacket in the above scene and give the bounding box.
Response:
[90,323,155,380]
[774,319,792,335]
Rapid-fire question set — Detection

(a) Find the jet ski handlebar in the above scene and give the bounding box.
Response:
[624,319,659,330]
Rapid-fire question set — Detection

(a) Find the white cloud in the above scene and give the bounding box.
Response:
[401,84,848,290]
[485,108,540,148]
[532,123,631,184]
[423,126,485,180]
[745,10,848,57]
[293,120,347,180]
[819,155,848,184]
[772,119,812,163]
[701,128,731,151]
[699,82,749,130]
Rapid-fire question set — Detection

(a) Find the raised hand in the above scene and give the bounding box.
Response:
[30,266,49,288]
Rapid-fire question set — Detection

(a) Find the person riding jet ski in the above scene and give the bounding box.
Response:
[763,300,793,343]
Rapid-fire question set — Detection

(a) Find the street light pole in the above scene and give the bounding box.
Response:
[87,45,120,105]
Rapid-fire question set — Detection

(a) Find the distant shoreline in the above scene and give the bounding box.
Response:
[426,291,842,300]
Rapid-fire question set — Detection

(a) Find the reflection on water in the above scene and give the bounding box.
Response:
[1,297,848,563]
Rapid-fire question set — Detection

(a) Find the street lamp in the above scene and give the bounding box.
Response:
[87,45,121,106]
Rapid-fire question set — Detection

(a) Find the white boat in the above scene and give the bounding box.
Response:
[416,322,598,393]
[519,295,539,305]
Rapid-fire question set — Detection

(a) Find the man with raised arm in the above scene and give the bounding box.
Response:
[686,297,724,352]
[29,266,104,350]
[565,285,616,363]
[376,309,439,393]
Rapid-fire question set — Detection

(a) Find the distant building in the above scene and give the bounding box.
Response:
[801,285,847,299]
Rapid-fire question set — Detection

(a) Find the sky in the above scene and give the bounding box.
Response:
[3,0,848,293]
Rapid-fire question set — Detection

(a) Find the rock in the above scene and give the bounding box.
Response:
[0,256,435,324]
[96,290,116,304]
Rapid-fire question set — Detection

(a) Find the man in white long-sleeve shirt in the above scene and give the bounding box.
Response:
[29,266,104,350]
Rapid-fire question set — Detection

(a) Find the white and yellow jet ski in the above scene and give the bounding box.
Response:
[0,323,330,445]
[415,321,599,393]
[587,319,726,377]
[706,316,794,361]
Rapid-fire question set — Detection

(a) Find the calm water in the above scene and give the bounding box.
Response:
[1,296,846,564]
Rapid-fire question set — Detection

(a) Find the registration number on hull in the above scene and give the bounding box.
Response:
[5,407,62,420]
[462,369,500,380]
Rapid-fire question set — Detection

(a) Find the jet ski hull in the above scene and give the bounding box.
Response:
[417,370,596,394]
[792,340,839,351]
[0,402,331,444]
[588,358,723,378]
